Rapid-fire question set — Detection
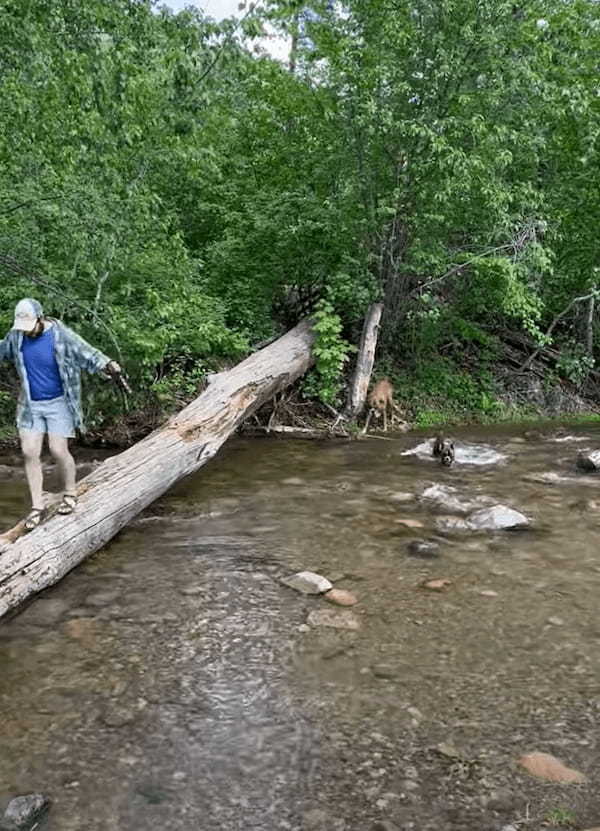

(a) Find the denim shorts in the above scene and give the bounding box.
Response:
[18,396,76,438]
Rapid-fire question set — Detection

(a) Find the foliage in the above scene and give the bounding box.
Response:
[0,0,600,435]
[302,299,354,406]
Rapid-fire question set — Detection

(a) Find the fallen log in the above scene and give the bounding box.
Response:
[0,318,315,619]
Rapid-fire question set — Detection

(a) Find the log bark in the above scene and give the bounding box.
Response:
[346,302,383,417]
[0,319,315,619]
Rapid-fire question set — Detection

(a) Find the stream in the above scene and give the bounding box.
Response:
[1,424,600,830]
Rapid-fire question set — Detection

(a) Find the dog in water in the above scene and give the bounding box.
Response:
[432,435,455,467]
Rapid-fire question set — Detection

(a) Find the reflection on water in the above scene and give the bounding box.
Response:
[1,425,600,830]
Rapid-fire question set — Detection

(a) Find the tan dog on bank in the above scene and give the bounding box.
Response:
[364,377,408,433]
[368,378,395,432]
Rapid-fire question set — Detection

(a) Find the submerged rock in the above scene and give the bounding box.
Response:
[518,751,586,783]
[18,598,70,626]
[576,450,600,472]
[307,608,361,630]
[407,539,441,559]
[281,571,332,595]
[421,483,491,515]
[2,794,50,830]
[467,505,529,531]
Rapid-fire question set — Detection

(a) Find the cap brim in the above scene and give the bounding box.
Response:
[12,318,38,331]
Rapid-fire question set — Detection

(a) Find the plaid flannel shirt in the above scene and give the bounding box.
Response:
[0,319,111,432]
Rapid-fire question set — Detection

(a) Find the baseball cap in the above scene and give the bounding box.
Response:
[12,298,44,331]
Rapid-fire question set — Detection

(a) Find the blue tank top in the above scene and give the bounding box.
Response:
[21,326,64,401]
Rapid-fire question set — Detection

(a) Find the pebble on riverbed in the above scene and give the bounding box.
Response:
[2,794,50,830]
[421,578,452,591]
[281,571,332,594]
[324,588,358,606]
[307,608,361,630]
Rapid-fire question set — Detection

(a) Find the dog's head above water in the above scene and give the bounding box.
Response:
[433,435,455,467]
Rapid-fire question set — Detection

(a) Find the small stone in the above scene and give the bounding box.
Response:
[85,590,120,607]
[372,821,401,831]
[327,571,346,583]
[395,518,424,529]
[281,571,332,595]
[297,624,310,633]
[388,492,414,503]
[19,598,69,626]
[64,618,96,642]
[479,590,498,597]
[2,794,50,830]
[406,706,422,721]
[303,808,329,829]
[307,608,361,631]
[102,706,138,728]
[372,664,398,679]
[401,779,419,791]
[324,589,358,607]
[422,578,452,591]
[180,586,203,596]
[282,477,304,486]
[407,539,440,559]
[436,742,462,759]
[518,751,586,783]
[547,616,564,626]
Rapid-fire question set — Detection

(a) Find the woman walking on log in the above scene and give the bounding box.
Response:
[0,298,125,531]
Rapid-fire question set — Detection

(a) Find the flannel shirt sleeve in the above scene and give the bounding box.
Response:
[62,325,112,374]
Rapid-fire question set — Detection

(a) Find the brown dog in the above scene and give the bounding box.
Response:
[367,378,395,432]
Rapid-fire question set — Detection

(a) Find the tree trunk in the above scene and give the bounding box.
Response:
[346,302,383,417]
[0,319,315,619]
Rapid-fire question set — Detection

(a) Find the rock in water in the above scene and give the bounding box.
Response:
[2,794,50,830]
[407,539,440,559]
[421,484,491,515]
[467,505,529,530]
[307,608,361,630]
[281,571,332,594]
[576,450,600,472]
[324,589,358,606]
[518,751,586,783]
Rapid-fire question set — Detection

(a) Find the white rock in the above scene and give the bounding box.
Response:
[467,505,530,530]
[421,483,491,515]
[281,571,332,594]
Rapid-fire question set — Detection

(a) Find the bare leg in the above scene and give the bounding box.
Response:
[19,430,45,510]
[48,434,76,496]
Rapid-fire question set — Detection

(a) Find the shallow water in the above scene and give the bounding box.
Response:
[1,425,600,830]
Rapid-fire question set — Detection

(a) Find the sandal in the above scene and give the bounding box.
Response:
[57,494,78,515]
[24,508,44,532]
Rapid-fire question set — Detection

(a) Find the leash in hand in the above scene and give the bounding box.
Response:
[105,361,132,410]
